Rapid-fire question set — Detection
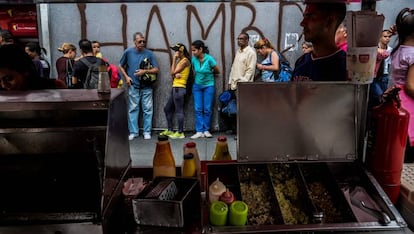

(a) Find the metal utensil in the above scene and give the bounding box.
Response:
[298,165,324,223]
[350,196,391,225]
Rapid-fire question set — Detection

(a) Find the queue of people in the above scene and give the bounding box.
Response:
[0,3,412,159]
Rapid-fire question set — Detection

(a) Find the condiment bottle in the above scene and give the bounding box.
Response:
[153,135,176,178]
[183,142,201,179]
[209,201,228,226]
[211,136,232,160]
[208,178,226,203]
[219,188,235,205]
[182,153,197,177]
[229,201,248,226]
[97,65,111,94]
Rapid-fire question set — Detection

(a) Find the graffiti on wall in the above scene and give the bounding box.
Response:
[75,2,304,87]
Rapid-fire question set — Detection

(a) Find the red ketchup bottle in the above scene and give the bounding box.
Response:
[366,87,410,204]
[219,188,235,205]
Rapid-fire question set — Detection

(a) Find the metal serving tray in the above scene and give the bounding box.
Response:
[203,83,408,233]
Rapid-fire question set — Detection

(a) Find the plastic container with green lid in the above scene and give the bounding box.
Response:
[229,201,248,226]
[209,201,228,226]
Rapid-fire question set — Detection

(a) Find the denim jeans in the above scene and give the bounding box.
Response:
[369,74,389,108]
[164,87,186,132]
[193,83,215,132]
[128,86,153,135]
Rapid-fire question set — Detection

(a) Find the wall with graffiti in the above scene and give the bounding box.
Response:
[40,1,406,131]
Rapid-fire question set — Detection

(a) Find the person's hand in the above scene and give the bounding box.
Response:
[174,73,181,79]
[174,51,180,59]
[389,24,397,36]
[126,76,133,86]
[134,69,145,77]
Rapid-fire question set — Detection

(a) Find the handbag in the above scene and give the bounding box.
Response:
[139,58,157,85]
[221,99,237,116]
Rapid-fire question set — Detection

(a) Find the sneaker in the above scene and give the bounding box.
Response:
[190,132,205,139]
[204,131,213,138]
[143,133,151,140]
[128,133,139,141]
[160,129,174,136]
[170,131,185,139]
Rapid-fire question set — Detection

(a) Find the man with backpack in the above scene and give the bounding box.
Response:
[72,39,105,89]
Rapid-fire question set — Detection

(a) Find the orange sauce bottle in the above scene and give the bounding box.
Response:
[153,135,176,178]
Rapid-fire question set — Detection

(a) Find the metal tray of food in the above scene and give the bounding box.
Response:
[205,162,407,233]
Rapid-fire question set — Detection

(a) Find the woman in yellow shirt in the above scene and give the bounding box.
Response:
[160,43,191,139]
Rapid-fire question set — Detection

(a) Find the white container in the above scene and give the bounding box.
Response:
[347,46,378,84]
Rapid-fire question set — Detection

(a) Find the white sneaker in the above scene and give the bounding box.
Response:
[128,134,139,141]
[204,131,213,138]
[190,132,205,139]
[143,133,151,140]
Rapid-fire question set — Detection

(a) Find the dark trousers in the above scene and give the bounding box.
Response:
[164,87,186,132]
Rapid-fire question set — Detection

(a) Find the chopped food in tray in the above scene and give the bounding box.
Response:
[238,164,283,225]
[268,163,311,224]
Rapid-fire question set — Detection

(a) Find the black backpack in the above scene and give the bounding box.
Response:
[80,58,104,89]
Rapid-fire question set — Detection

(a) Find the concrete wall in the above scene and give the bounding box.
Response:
[38,0,407,132]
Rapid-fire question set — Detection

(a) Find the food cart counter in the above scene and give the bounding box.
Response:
[0,89,130,234]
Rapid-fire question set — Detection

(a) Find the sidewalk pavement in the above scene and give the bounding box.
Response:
[129,131,237,167]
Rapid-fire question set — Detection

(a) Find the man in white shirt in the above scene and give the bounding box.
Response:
[224,32,257,136]
[228,32,257,91]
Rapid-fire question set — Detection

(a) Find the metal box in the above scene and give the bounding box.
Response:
[204,83,408,233]
[133,177,200,228]
[0,89,131,234]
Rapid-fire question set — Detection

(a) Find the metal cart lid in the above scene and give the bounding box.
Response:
[237,82,365,162]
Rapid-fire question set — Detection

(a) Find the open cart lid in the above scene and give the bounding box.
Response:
[237,82,366,162]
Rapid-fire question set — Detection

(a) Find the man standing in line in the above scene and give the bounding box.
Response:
[0,29,14,46]
[119,32,159,140]
[292,2,347,81]
[72,39,105,88]
[225,32,257,135]
[369,29,393,107]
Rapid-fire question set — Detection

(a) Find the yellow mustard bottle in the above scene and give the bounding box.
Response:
[182,153,197,177]
[153,135,176,178]
[183,142,201,179]
[212,136,232,161]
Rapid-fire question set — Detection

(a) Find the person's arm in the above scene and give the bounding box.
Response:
[212,65,221,75]
[118,64,132,86]
[405,64,414,98]
[257,51,279,72]
[244,51,258,82]
[171,54,189,78]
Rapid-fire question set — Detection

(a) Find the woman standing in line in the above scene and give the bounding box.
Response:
[190,40,221,139]
[254,38,280,82]
[389,8,414,161]
[56,43,77,87]
[160,43,191,139]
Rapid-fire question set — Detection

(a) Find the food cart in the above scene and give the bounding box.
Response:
[0,89,130,234]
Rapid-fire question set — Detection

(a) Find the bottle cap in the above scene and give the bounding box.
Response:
[183,153,194,160]
[158,135,169,141]
[217,136,227,142]
[185,142,196,148]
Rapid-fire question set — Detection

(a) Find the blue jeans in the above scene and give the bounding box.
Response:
[193,83,215,132]
[369,74,389,108]
[164,87,186,132]
[128,86,153,135]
